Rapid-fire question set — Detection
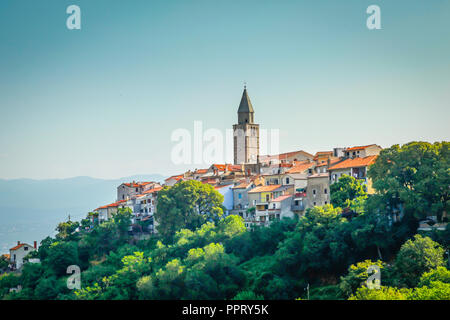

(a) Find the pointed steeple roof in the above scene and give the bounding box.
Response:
[238,87,254,113]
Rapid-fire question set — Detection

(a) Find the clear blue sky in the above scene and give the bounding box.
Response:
[0,0,449,179]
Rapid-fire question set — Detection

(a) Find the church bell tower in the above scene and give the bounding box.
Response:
[233,86,260,165]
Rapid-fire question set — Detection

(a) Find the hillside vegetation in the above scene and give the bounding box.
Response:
[0,141,448,300]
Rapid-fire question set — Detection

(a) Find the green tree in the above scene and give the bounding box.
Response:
[339,260,386,298]
[349,286,411,300]
[368,141,450,222]
[155,180,224,242]
[0,255,9,271]
[409,280,450,300]
[44,241,79,276]
[394,235,445,287]
[232,290,264,300]
[418,266,450,287]
[55,220,80,240]
[330,174,367,209]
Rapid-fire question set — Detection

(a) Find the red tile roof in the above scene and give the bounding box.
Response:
[202,178,219,185]
[272,195,292,202]
[328,155,377,170]
[315,151,333,156]
[286,161,315,174]
[248,185,282,193]
[277,150,314,160]
[10,243,27,251]
[142,186,163,194]
[226,164,243,172]
[212,164,227,171]
[164,175,183,182]
[123,181,152,188]
[315,158,341,167]
[2,254,10,260]
[345,144,378,152]
[259,150,314,162]
[211,164,242,172]
[233,181,252,189]
[95,200,126,211]
[195,169,208,174]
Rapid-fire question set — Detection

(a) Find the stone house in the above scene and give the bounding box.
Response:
[306,173,331,208]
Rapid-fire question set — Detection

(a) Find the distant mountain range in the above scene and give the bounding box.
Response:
[0,174,166,254]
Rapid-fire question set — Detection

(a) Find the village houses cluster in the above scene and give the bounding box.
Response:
[88,87,383,231]
[3,88,384,270]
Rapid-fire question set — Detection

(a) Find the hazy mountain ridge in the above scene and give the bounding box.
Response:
[0,174,166,254]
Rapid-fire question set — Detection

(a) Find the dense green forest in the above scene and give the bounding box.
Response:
[0,141,449,300]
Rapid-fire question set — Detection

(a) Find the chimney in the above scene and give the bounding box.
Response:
[17,241,20,245]
[34,241,37,249]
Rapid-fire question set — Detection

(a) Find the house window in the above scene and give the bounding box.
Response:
[313,189,316,195]
[266,194,270,202]
[313,202,317,206]
[324,188,328,194]
[238,193,242,199]
[295,200,299,206]
[325,201,328,204]
[286,177,290,184]
[135,188,138,192]
[24,247,28,251]
[13,254,16,261]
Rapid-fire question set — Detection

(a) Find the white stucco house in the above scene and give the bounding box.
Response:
[9,241,37,269]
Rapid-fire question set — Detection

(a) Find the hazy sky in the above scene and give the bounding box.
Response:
[0,0,449,179]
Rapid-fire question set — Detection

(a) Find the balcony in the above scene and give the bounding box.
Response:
[291,203,305,211]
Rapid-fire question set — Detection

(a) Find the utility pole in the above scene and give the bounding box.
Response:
[305,283,310,300]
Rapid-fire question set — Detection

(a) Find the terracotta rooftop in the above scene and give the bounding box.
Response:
[328,155,378,170]
[211,164,242,172]
[259,150,314,162]
[286,161,315,174]
[142,186,163,194]
[272,194,293,202]
[315,158,341,167]
[10,243,29,251]
[165,175,184,182]
[233,181,252,189]
[95,199,126,211]
[345,144,379,152]
[123,181,152,188]
[248,184,282,193]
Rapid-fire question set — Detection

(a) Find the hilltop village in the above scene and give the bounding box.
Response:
[1,89,447,302]
[92,88,382,232]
